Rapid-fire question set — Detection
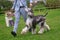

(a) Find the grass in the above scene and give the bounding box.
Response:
[0,8,60,40]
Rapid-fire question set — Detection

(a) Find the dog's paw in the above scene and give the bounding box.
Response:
[38,31,44,34]
[32,31,36,34]
[32,32,36,34]
[21,31,26,34]
[21,27,28,34]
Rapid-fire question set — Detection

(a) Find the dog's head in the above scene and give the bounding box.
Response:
[25,8,34,18]
[5,11,14,17]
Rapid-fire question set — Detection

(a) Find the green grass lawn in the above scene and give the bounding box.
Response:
[0,9,60,40]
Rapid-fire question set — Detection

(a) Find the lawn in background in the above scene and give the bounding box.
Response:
[0,9,60,40]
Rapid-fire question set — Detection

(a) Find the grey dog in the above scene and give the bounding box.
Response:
[21,8,50,34]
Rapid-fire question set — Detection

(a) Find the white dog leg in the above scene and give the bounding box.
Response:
[21,27,29,34]
[38,27,44,34]
[44,22,50,31]
[38,22,44,34]
[5,17,9,27]
[32,29,36,34]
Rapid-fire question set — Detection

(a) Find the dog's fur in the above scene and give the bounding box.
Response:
[21,8,50,34]
[5,10,14,27]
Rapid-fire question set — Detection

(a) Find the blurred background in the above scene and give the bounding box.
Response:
[0,0,60,13]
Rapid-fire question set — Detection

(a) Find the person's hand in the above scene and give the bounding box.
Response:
[34,1,37,4]
[29,1,38,8]
[29,3,33,8]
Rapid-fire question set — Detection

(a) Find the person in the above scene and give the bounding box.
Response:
[11,0,33,37]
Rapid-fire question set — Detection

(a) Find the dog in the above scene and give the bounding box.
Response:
[5,10,14,27]
[21,8,50,34]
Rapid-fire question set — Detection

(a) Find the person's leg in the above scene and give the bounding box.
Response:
[20,8,32,32]
[11,11,20,37]
[20,8,27,22]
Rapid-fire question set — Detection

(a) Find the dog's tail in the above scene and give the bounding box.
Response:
[44,12,48,17]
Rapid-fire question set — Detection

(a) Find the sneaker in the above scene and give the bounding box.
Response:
[11,31,17,37]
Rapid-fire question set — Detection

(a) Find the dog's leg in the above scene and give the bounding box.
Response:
[32,25,36,34]
[38,27,44,34]
[38,22,44,34]
[44,22,50,31]
[9,20,14,26]
[21,25,30,34]
[5,17,9,27]
[29,27,32,32]
[32,28,36,34]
